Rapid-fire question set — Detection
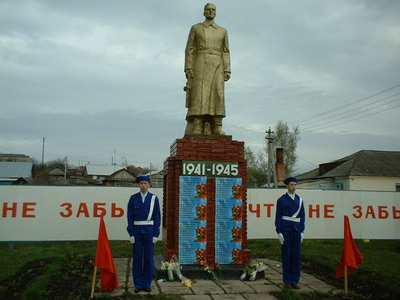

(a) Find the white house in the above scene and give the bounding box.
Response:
[297,150,400,191]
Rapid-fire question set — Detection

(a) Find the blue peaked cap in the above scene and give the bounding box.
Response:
[284,177,298,185]
[136,176,151,183]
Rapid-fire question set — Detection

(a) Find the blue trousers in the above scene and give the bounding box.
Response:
[132,234,154,289]
[281,231,301,284]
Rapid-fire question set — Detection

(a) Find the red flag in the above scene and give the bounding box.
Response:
[94,217,119,291]
[335,216,364,279]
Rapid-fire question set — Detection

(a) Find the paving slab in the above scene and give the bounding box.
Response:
[126,280,134,288]
[181,295,212,300]
[218,280,256,294]
[265,278,282,285]
[243,279,270,285]
[299,273,337,293]
[243,293,278,300]
[244,281,281,293]
[189,279,225,295]
[264,273,282,280]
[156,281,193,295]
[127,281,159,296]
[211,294,246,300]
[305,281,337,293]
[95,286,125,298]
[294,283,314,293]
[264,267,281,274]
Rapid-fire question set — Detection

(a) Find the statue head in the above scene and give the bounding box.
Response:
[203,3,216,20]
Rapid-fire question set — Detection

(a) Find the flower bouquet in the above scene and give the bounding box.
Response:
[202,262,222,282]
[239,262,267,281]
[160,255,194,287]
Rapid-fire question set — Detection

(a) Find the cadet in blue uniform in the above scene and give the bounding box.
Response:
[275,177,305,289]
[127,176,161,293]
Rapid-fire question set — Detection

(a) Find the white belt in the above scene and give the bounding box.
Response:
[282,216,300,223]
[134,220,154,225]
[282,195,303,223]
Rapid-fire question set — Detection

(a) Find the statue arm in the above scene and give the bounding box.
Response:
[223,29,231,80]
[184,26,196,76]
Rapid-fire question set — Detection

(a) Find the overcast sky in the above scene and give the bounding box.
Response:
[1,0,399,174]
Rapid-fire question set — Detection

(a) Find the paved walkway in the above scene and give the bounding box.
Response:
[95,258,340,299]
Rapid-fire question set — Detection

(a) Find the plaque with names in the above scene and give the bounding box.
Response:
[215,177,243,264]
[215,242,243,264]
[179,242,207,265]
[179,176,207,264]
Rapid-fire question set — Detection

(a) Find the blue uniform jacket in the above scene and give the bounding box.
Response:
[126,192,161,238]
[275,193,305,234]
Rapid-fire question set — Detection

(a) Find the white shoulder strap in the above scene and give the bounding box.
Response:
[291,196,303,218]
[146,195,156,221]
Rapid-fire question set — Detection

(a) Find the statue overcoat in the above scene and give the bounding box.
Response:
[184,21,230,119]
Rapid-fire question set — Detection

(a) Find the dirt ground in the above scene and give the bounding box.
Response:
[0,256,93,300]
[301,258,397,300]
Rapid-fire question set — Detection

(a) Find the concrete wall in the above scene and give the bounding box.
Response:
[0,186,399,241]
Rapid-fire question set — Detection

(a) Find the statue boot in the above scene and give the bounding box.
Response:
[192,117,204,135]
[212,117,225,135]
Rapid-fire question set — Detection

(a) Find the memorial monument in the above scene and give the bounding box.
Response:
[162,3,251,272]
[183,3,231,138]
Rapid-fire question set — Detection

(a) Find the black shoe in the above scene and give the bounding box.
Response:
[134,288,141,293]
[292,284,300,289]
[283,284,292,289]
[144,288,151,293]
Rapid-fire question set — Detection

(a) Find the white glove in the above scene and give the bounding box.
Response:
[277,233,284,245]
[152,237,158,244]
[129,236,135,244]
[301,232,304,243]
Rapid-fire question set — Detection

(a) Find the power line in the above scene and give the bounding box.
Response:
[300,97,400,131]
[290,83,400,126]
[298,92,400,127]
[296,154,318,168]
[302,101,400,133]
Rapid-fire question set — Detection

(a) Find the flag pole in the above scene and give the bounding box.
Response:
[90,266,98,299]
[344,265,348,295]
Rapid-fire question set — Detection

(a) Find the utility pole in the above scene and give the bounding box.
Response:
[265,127,278,188]
[41,137,45,165]
[113,150,117,172]
[64,156,67,179]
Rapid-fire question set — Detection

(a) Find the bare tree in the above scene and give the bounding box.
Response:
[245,146,268,187]
[245,121,300,186]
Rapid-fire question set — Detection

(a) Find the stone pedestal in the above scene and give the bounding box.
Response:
[162,138,251,264]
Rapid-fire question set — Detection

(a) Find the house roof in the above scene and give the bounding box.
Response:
[297,150,400,180]
[49,167,65,176]
[0,161,33,178]
[144,170,164,177]
[106,168,135,181]
[0,153,32,162]
[85,165,125,176]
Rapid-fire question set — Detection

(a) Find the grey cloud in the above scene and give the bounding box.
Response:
[1,0,399,173]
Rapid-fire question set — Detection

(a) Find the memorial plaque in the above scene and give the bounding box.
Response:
[179,176,208,264]
[215,177,243,264]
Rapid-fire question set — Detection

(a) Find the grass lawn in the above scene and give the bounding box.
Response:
[250,238,400,298]
[0,239,399,299]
